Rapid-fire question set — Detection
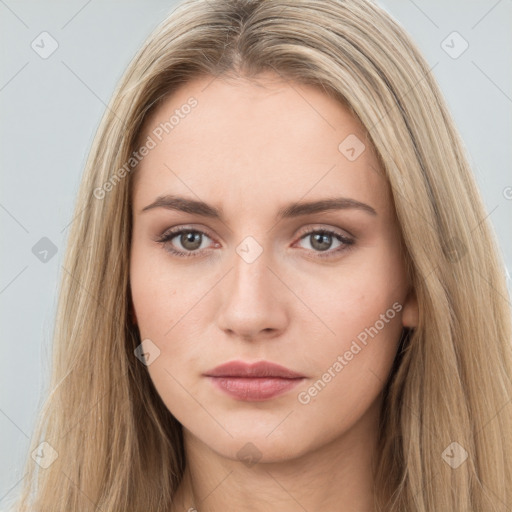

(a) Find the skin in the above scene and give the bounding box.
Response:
[129,71,418,512]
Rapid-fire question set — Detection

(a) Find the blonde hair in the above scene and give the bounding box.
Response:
[12,0,512,510]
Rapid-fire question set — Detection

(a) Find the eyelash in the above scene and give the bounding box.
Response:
[155,226,355,259]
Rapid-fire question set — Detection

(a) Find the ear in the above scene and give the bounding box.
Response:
[401,288,418,328]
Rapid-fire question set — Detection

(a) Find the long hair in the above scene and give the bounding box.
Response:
[12,0,512,510]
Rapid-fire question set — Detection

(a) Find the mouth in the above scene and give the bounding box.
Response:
[203,360,306,401]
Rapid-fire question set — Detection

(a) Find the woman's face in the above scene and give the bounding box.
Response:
[130,72,417,462]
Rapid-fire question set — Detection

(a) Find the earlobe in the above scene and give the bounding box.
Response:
[401,289,419,328]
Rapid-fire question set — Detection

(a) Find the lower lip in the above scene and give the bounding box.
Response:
[206,376,304,401]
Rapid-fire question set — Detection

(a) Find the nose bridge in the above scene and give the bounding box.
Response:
[215,234,288,338]
[230,235,275,303]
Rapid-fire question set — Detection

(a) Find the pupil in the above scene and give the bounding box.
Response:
[312,233,331,251]
[182,232,201,250]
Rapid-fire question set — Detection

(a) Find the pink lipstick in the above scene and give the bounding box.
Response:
[204,360,305,401]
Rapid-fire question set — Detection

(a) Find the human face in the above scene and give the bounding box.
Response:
[129,72,417,463]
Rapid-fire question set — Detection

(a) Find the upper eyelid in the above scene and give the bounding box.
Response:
[158,224,353,242]
[295,224,354,239]
[158,225,216,243]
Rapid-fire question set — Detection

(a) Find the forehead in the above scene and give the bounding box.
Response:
[132,73,392,218]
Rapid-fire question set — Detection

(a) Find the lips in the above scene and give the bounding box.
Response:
[204,360,305,401]
[204,360,305,379]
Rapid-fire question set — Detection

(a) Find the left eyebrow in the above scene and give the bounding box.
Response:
[277,197,377,218]
[139,194,377,219]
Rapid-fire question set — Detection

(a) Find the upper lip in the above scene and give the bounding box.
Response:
[204,360,305,379]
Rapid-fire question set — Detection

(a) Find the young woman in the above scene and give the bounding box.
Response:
[13,0,512,510]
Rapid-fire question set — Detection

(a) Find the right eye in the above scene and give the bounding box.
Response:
[156,228,217,258]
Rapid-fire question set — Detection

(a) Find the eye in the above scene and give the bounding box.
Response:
[294,228,354,258]
[156,228,217,258]
[156,226,355,259]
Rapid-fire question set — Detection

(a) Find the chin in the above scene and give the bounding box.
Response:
[191,427,312,465]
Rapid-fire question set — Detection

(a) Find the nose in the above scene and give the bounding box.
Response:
[215,246,289,341]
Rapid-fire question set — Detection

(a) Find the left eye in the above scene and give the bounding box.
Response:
[156,228,354,258]
[295,229,353,255]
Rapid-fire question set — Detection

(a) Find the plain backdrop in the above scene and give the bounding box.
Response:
[1,0,511,506]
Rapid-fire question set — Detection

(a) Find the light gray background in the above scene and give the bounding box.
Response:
[1,0,511,506]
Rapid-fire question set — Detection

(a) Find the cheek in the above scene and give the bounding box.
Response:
[129,245,209,387]
[302,290,403,397]
[129,257,203,415]
[130,268,176,340]
[297,247,406,395]
[303,253,404,347]
[292,275,404,438]
[129,241,199,340]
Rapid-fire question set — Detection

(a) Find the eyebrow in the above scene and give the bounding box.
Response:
[140,194,377,219]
